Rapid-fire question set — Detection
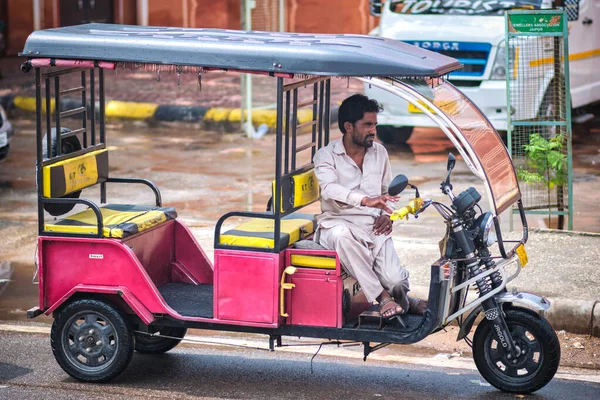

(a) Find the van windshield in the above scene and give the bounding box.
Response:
[389,0,544,15]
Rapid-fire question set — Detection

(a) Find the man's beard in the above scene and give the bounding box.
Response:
[352,133,375,148]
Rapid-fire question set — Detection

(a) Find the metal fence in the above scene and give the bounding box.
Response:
[505,10,573,230]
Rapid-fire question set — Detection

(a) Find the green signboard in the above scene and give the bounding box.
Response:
[508,13,563,34]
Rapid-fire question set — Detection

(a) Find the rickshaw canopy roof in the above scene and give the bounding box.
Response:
[21,23,461,77]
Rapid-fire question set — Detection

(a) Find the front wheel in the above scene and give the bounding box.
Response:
[473,307,560,394]
[50,299,134,383]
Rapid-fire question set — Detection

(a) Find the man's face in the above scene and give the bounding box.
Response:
[346,111,378,148]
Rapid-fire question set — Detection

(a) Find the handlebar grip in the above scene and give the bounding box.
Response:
[390,206,411,221]
[390,198,424,221]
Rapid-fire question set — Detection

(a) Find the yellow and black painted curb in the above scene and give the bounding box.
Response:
[1,95,339,130]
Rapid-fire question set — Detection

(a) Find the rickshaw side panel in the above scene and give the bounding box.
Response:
[172,220,214,284]
[121,221,175,288]
[121,220,213,286]
[214,249,283,327]
[51,284,156,325]
[39,235,171,316]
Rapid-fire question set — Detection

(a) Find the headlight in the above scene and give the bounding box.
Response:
[490,42,515,81]
[478,212,497,247]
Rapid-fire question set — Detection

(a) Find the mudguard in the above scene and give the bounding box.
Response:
[457,292,551,340]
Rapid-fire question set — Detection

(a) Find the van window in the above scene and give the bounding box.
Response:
[389,0,546,15]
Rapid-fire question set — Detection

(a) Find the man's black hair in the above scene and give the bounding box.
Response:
[338,94,383,134]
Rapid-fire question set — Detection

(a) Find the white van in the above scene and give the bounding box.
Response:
[366,0,600,143]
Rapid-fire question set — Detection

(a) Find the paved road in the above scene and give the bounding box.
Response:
[1,328,599,399]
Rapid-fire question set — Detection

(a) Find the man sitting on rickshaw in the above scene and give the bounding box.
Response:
[313,94,427,322]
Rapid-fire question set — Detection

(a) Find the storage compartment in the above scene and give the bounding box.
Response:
[286,268,341,328]
[284,248,371,328]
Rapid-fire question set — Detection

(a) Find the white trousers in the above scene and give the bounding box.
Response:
[317,224,410,308]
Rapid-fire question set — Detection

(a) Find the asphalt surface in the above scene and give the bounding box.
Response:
[1,329,599,399]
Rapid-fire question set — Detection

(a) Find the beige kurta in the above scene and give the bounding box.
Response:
[313,138,410,306]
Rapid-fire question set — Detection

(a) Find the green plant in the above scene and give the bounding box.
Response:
[517,133,567,189]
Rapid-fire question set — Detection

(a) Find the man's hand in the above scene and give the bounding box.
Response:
[361,194,399,214]
[373,214,393,236]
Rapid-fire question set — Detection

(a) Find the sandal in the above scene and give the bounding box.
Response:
[408,297,428,315]
[379,298,407,328]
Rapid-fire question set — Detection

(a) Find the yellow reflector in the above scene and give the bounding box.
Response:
[516,244,528,268]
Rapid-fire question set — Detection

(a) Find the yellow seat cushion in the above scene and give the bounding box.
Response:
[219,213,315,249]
[290,254,336,270]
[45,204,177,238]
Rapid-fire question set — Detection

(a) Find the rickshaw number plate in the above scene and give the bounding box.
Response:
[516,244,528,268]
[0,132,7,147]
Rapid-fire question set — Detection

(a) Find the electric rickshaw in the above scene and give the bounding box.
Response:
[21,23,559,393]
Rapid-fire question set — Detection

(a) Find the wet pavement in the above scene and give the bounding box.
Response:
[0,115,599,322]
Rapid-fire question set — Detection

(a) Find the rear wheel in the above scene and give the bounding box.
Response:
[134,326,187,354]
[376,125,413,145]
[51,299,134,383]
[473,307,560,394]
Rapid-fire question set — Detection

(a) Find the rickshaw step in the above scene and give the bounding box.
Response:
[27,306,43,319]
[158,282,213,318]
[357,308,416,331]
[358,310,384,330]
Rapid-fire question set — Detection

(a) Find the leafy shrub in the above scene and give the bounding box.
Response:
[517,133,567,189]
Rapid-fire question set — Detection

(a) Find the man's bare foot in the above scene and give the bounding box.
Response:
[378,291,403,319]
[379,298,403,319]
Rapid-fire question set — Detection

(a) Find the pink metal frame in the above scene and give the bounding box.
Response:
[30,58,116,69]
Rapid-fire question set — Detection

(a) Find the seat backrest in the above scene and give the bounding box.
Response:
[42,148,109,198]
[272,168,319,213]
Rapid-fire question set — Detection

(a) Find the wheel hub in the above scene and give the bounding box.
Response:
[76,326,104,355]
[63,311,118,370]
[503,339,530,367]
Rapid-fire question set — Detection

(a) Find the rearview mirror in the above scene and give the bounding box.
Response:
[447,153,456,172]
[369,0,383,16]
[388,175,409,196]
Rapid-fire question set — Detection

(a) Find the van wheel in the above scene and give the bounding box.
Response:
[51,299,134,383]
[376,126,413,145]
[42,127,82,216]
[134,326,187,354]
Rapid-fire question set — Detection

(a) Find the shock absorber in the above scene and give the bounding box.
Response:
[466,259,493,296]
[451,218,493,297]
[478,248,503,289]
